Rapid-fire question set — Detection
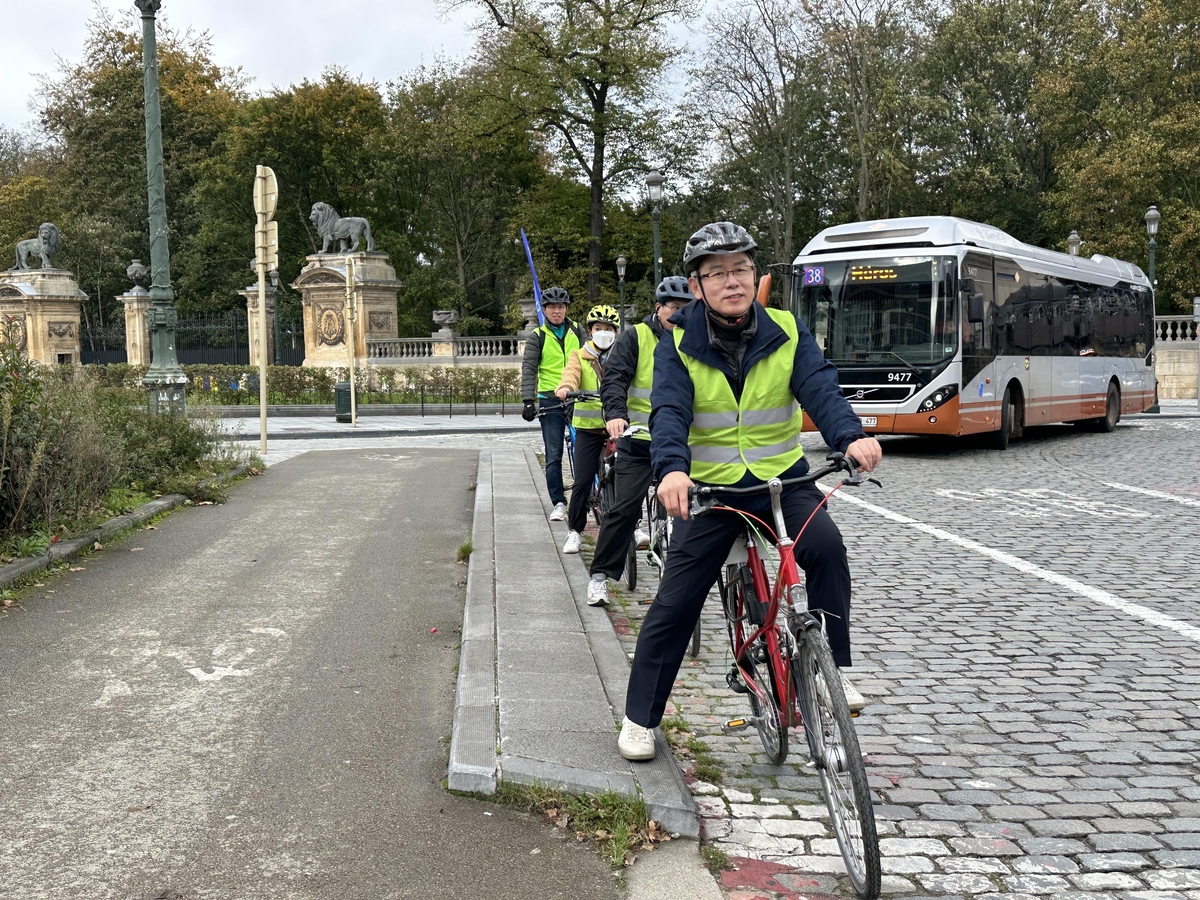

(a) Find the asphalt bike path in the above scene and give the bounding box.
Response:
[0,448,619,900]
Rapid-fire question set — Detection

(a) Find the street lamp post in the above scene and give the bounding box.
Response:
[616,255,627,332]
[646,170,664,286]
[1145,205,1161,288]
[1067,230,1082,257]
[1194,295,1200,413]
[135,0,186,415]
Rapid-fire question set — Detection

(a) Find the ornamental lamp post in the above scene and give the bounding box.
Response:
[1067,230,1082,257]
[1145,205,1161,289]
[646,170,665,286]
[1194,295,1200,413]
[616,255,627,332]
[135,0,187,416]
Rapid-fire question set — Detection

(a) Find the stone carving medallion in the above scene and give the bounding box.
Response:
[368,311,392,332]
[2,315,27,351]
[316,304,346,346]
[48,321,75,339]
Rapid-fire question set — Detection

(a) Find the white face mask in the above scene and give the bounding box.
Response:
[592,330,616,349]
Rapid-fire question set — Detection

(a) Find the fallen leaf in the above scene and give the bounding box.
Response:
[45,590,54,594]
[50,535,60,544]
[127,804,152,812]
[430,627,439,634]
[93,542,103,551]
[130,548,144,553]
[32,582,44,587]
[196,501,214,507]
[69,567,84,572]
[145,525,157,531]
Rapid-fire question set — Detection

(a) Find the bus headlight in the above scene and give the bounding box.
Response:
[919,384,958,412]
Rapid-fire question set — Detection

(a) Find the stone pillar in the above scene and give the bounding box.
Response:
[238,282,276,367]
[291,252,402,367]
[517,297,539,338]
[0,269,85,365]
[121,287,152,366]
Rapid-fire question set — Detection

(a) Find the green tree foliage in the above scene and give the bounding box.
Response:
[468,0,697,302]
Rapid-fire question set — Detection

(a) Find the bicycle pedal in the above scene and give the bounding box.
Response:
[721,717,758,734]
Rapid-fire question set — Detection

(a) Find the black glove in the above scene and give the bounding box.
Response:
[522,400,538,422]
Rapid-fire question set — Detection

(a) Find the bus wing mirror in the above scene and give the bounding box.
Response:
[960,278,975,295]
[968,292,986,323]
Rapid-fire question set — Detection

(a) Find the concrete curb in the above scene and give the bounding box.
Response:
[523,448,700,839]
[0,464,252,592]
[448,451,498,794]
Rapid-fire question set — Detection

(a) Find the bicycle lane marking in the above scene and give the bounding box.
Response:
[1103,480,1200,508]
[819,483,1200,645]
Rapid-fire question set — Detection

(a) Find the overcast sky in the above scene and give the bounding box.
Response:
[0,0,484,131]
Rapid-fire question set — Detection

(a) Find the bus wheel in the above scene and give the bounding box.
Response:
[987,386,1018,450]
[1091,382,1120,433]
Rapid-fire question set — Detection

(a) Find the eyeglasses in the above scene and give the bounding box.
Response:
[698,265,756,284]
[662,301,688,311]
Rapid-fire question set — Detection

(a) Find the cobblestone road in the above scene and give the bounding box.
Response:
[582,414,1200,900]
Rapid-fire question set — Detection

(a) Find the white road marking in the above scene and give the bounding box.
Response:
[187,666,250,682]
[1103,481,1200,509]
[93,680,132,708]
[824,486,1200,645]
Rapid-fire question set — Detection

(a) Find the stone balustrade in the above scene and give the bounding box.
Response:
[1155,316,1198,343]
[366,335,523,366]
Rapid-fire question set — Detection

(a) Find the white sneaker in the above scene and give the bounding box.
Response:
[840,670,866,713]
[563,531,582,554]
[587,577,609,607]
[633,528,651,549]
[550,502,567,521]
[618,716,656,761]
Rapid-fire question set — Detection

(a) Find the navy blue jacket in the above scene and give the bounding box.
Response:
[649,300,866,481]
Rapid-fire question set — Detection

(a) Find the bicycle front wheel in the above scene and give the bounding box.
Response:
[746,643,787,765]
[794,628,880,899]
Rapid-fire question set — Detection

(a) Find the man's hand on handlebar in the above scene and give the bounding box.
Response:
[845,437,882,473]
[606,418,628,439]
[658,470,694,520]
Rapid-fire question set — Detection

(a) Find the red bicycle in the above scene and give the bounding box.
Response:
[694,453,881,900]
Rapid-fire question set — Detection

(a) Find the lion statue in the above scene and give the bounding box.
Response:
[14,223,61,270]
[309,202,375,254]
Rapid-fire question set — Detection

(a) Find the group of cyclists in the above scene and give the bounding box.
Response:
[521,222,883,763]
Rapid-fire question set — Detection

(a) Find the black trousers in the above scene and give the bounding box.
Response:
[624,480,852,728]
[590,438,654,580]
[566,428,608,534]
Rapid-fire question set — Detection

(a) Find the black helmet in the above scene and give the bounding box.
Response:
[681,222,758,276]
[655,276,693,303]
[542,286,570,306]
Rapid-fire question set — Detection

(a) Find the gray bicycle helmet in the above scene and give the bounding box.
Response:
[655,276,693,303]
[681,222,758,276]
[541,286,571,305]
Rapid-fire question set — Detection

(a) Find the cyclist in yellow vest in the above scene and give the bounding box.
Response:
[584,277,692,607]
[617,222,883,762]
[554,305,622,554]
[521,287,587,521]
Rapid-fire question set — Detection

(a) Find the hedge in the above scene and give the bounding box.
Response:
[81,364,522,406]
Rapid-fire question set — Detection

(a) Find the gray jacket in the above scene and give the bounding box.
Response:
[521,319,587,402]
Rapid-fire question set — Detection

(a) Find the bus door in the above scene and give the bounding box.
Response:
[1050,281,1083,421]
[960,254,996,431]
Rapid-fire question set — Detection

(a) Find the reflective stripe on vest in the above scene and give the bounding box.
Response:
[573,353,605,430]
[674,307,805,485]
[626,323,657,441]
[537,324,581,394]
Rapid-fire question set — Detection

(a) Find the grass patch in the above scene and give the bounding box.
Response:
[700,843,732,874]
[660,715,724,784]
[488,782,672,868]
[456,541,473,563]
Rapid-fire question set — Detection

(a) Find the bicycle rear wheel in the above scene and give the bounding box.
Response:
[793,626,880,899]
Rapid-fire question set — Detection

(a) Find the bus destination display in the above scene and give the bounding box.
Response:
[850,265,899,282]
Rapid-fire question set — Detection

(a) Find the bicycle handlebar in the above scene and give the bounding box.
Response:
[688,452,879,516]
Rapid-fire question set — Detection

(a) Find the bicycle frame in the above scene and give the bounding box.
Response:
[725,483,805,729]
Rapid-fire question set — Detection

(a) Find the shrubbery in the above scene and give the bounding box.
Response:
[83,363,521,406]
[1,347,239,544]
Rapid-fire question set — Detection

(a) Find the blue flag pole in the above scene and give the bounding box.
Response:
[520,228,545,326]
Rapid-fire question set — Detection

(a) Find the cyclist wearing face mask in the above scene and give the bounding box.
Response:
[555,305,622,554]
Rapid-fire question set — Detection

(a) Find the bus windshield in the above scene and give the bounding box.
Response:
[795,256,959,366]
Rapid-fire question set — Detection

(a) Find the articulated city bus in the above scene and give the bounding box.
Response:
[789,216,1156,448]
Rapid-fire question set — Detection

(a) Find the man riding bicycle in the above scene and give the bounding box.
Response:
[521,287,587,521]
[585,277,692,606]
[617,222,883,762]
